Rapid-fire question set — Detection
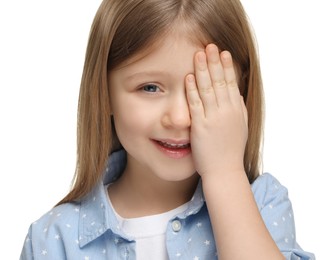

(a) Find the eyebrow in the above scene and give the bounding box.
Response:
[124,71,171,82]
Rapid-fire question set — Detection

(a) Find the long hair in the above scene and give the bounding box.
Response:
[57,0,264,205]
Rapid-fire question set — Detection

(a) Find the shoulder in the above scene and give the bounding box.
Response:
[251,172,289,209]
[251,172,284,191]
[20,202,81,259]
[20,182,117,259]
[250,173,293,238]
[31,202,81,232]
[250,173,315,259]
[28,201,81,241]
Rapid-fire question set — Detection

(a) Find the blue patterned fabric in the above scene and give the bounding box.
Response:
[20,150,315,259]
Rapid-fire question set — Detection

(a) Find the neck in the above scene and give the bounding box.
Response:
[108,164,199,218]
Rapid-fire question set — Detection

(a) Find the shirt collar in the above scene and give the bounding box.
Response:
[78,149,205,247]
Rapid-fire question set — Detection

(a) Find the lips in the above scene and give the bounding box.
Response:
[152,139,191,159]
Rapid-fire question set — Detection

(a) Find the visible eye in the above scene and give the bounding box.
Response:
[141,84,160,93]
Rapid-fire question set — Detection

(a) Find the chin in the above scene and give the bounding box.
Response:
[155,169,197,182]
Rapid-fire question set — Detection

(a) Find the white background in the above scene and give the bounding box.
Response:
[0,1,319,258]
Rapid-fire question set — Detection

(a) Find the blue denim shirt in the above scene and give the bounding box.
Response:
[20,150,315,259]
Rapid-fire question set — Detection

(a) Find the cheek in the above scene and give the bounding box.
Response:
[113,95,162,124]
[112,101,154,138]
[113,109,137,136]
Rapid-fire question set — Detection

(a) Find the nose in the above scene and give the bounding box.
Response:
[161,92,191,130]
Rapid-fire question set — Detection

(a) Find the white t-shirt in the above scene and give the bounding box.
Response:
[105,185,189,260]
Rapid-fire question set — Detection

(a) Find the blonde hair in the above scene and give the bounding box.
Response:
[58,0,264,205]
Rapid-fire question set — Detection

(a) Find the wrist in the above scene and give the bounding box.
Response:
[201,168,248,192]
[200,167,246,181]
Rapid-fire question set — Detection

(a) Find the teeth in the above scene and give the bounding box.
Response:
[159,141,189,149]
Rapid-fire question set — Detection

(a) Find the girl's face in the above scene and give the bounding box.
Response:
[109,30,204,182]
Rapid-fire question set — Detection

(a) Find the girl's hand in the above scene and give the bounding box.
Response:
[186,44,248,179]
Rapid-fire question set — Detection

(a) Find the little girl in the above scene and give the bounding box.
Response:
[20,0,315,259]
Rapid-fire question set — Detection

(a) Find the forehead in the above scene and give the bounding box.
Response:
[111,20,209,70]
[109,34,204,85]
[111,29,206,77]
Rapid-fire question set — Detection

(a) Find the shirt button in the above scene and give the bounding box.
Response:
[172,220,182,232]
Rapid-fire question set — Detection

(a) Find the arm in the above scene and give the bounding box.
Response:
[185,44,284,259]
[20,227,34,260]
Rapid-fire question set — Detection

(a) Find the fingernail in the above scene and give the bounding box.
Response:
[187,74,195,83]
[221,51,231,61]
[197,52,206,63]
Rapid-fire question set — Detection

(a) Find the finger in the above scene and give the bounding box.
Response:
[186,74,205,124]
[206,44,230,106]
[194,51,217,116]
[220,50,241,107]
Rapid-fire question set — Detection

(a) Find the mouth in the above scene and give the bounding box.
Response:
[152,139,191,159]
[157,140,190,149]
